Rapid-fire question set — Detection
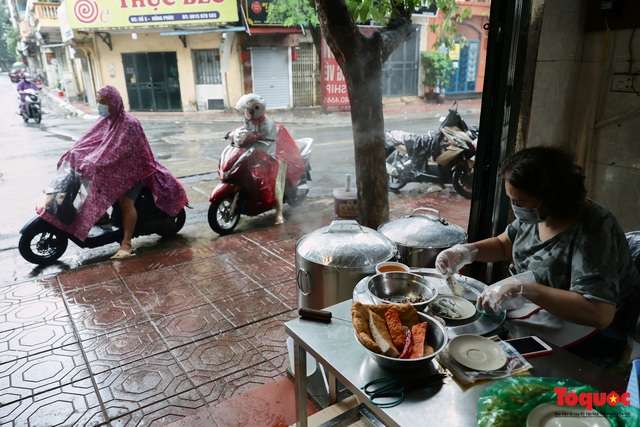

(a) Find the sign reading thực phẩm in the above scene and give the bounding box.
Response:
[65,0,239,30]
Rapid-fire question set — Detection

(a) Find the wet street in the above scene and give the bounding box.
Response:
[0,75,479,285]
[0,75,478,427]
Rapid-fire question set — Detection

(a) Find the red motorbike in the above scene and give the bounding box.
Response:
[207,129,313,235]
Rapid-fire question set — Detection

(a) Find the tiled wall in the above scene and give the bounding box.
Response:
[527,0,640,232]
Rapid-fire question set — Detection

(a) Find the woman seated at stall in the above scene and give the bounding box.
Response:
[436,146,640,365]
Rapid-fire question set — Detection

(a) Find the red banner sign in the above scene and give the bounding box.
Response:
[320,26,379,112]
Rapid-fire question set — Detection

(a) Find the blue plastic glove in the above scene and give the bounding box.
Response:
[477,271,537,314]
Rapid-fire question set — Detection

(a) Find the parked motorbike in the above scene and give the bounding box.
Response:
[17,88,42,124]
[384,101,478,199]
[208,130,313,235]
[19,188,186,265]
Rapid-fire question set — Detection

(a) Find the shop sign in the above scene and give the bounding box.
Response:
[245,0,282,26]
[320,26,379,112]
[64,0,239,30]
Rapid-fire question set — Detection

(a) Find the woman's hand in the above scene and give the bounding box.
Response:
[477,272,537,313]
[435,244,478,275]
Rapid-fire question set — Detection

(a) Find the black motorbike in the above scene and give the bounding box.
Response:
[19,188,186,265]
[384,102,478,199]
[18,88,42,124]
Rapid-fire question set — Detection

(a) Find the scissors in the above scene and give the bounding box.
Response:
[361,374,447,408]
[361,377,405,408]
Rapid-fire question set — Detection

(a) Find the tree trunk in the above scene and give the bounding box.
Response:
[315,0,414,229]
[345,58,389,229]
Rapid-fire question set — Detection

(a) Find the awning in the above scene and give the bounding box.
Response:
[247,27,302,34]
[160,26,245,36]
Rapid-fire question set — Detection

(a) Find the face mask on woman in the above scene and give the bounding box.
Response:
[511,201,544,224]
[97,103,110,118]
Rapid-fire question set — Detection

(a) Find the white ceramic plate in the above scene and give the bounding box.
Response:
[448,334,507,371]
[526,402,610,427]
[429,295,476,320]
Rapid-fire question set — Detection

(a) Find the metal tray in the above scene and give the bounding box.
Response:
[353,268,505,338]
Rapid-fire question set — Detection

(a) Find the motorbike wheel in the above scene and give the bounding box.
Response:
[19,227,68,265]
[386,148,408,191]
[34,108,41,124]
[157,209,186,237]
[208,196,240,235]
[451,164,474,199]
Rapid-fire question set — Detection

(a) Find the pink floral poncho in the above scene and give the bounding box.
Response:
[39,85,188,241]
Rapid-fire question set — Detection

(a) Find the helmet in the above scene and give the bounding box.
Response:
[23,72,31,81]
[236,93,266,120]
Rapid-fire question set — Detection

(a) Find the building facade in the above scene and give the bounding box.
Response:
[7,0,490,112]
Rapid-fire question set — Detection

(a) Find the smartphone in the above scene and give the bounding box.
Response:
[504,336,553,358]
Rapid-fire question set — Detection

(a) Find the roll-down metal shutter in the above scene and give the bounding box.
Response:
[251,47,291,109]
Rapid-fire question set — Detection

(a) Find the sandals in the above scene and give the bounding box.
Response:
[110,250,136,260]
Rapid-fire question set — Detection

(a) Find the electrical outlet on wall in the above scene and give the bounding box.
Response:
[610,73,638,93]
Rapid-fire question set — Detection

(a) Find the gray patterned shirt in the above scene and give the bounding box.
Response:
[506,201,640,305]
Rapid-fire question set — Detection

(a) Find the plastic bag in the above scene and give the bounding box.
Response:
[477,376,640,427]
[42,162,89,224]
[438,337,532,385]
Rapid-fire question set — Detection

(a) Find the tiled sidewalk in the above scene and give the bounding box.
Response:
[0,189,470,426]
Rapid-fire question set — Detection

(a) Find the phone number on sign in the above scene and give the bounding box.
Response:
[324,96,349,104]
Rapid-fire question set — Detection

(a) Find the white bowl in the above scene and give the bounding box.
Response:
[375,261,411,274]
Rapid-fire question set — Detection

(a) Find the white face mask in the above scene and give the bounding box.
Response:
[511,201,544,224]
[97,103,110,118]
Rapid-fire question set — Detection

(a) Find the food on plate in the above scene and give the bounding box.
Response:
[431,297,463,318]
[369,311,400,357]
[351,301,433,359]
[384,305,406,351]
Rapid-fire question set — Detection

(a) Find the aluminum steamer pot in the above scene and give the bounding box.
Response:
[377,208,467,268]
[296,220,397,310]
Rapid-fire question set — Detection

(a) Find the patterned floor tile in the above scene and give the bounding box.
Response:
[202,236,252,254]
[239,262,296,288]
[212,288,291,328]
[237,311,297,362]
[0,296,72,333]
[68,284,150,342]
[94,351,195,421]
[64,278,131,304]
[107,388,205,427]
[172,329,267,388]
[120,266,183,293]
[0,378,105,427]
[0,277,61,303]
[0,318,77,365]
[205,374,316,427]
[82,322,169,375]
[197,356,288,405]
[153,304,234,349]
[131,283,208,319]
[264,280,298,309]
[58,264,119,293]
[172,257,239,283]
[0,344,90,406]
[111,245,214,278]
[190,270,260,303]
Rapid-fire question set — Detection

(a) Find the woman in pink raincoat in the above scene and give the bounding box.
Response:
[39,85,188,259]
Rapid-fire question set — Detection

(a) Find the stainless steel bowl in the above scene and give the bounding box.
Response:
[366,272,438,310]
[355,312,447,370]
